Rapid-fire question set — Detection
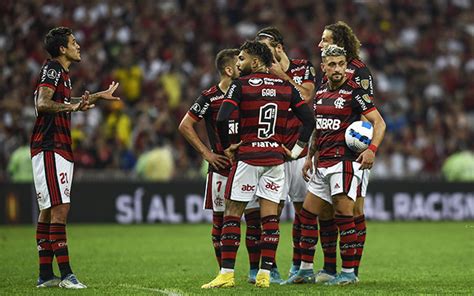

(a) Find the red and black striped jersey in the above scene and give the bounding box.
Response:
[187,84,240,175]
[223,72,306,166]
[314,79,376,168]
[31,60,73,161]
[284,59,316,157]
[321,58,375,100]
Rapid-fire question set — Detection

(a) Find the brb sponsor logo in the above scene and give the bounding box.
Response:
[265,181,280,192]
[316,118,341,130]
[241,184,255,192]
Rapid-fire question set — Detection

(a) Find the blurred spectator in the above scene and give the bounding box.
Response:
[0,0,472,181]
[135,142,175,181]
[7,137,33,182]
[442,150,474,182]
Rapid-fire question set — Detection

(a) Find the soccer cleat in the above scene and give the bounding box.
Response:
[59,274,87,289]
[37,275,61,288]
[255,271,270,288]
[248,269,258,284]
[280,268,315,285]
[201,272,235,289]
[270,267,283,284]
[325,271,358,286]
[288,264,299,278]
[315,269,336,283]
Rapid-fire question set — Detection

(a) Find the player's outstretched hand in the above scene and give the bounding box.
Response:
[204,151,230,171]
[356,149,375,170]
[224,141,242,164]
[302,157,313,182]
[97,81,121,101]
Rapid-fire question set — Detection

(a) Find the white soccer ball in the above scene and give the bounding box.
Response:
[345,121,373,153]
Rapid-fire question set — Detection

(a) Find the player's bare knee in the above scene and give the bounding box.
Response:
[51,203,70,224]
[259,198,279,217]
[332,194,354,216]
[293,202,303,214]
[224,200,246,217]
[318,206,334,220]
[38,208,51,223]
[354,197,365,217]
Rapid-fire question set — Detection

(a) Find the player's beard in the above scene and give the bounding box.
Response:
[239,64,252,77]
[330,73,343,83]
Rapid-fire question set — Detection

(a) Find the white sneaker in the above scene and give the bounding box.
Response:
[59,274,87,289]
[37,275,61,288]
[315,269,336,283]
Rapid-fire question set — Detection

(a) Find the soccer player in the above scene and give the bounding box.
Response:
[283,45,385,285]
[201,41,315,288]
[178,49,261,280]
[32,27,119,289]
[256,26,316,279]
[315,21,376,282]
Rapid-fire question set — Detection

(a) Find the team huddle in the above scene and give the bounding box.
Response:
[179,22,386,288]
[30,21,385,290]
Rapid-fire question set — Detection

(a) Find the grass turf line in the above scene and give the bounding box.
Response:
[0,222,473,295]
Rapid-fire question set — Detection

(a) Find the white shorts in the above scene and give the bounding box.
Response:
[203,171,259,212]
[357,169,370,197]
[307,161,363,205]
[281,157,308,203]
[226,161,285,205]
[32,151,74,210]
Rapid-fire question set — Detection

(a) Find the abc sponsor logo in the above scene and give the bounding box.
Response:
[241,184,256,192]
[265,181,280,192]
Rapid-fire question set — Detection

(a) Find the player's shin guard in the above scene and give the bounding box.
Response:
[37,222,54,280]
[50,223,73,279]
[335,215,357,272]
[212,213,224,268]
[354,215,366,276]
[244,210,261,270]
[220,216,241,270]
[319,219,338,274]
[260,215,279,271]
[292,213,302,267]
[299,208,318,266]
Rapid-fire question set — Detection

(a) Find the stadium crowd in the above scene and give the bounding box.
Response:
[1,0,473,181]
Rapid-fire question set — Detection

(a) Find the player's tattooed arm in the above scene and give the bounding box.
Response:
[36,87,74,113]
[307,129,319,158]
[37,87,92,113]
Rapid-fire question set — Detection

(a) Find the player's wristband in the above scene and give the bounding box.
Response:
[290,143,305,159]
[368,144,378,154]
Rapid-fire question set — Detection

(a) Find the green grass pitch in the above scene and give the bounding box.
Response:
[1,222,473,295]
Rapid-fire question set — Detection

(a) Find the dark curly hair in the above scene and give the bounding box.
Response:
[44,27,73,58]
[325,21,361,61]
[240,40,273,67]
[255,26,284,47]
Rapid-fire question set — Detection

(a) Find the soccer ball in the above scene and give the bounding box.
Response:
[345,121,373,153]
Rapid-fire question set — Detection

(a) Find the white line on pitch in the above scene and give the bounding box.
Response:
[120,284,184,296]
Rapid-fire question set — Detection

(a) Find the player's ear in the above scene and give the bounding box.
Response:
[276,43,283,53]
[59,45,66,55]
[224,66,233,77]
[251,57,259,69]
